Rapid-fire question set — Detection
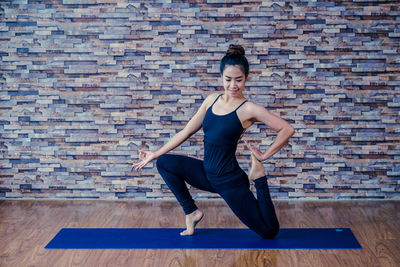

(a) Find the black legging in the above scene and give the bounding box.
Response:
[156,153,280,239]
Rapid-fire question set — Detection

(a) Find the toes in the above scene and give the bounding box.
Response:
[180,229,193,236]
[181,211,203,236]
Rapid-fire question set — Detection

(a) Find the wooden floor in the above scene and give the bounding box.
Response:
[0,200,399,267]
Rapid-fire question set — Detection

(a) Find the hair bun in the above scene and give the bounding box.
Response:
[226,44,245,56]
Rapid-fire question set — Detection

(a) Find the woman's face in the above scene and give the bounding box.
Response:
[221,65,247,98]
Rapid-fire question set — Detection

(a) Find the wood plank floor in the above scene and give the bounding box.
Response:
[0,200,399,267]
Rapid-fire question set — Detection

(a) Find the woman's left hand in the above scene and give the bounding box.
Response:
[244,140,264,162]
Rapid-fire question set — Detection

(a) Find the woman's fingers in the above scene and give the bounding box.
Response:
[134,150,157,174]
[244,140,264,161]
[139,150,146,160]
[135,161,145,172]
[244,140,254,152]
[136,165,143,173]
[132,162,140,168]
[133,158,150,174]
[134,161,144,169]
[135,159,146,169]
[253,151,264,162]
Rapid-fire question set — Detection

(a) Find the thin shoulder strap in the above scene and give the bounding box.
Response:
[234,99,247,111]
[211,94,223,107]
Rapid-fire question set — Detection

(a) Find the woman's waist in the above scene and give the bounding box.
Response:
[204,165,243,178]
[205,167,249,188]
[204,142,237,158]
[204,136,239,146]
[202,157,240,176]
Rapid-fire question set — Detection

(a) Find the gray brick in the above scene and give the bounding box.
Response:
[0,0,399,200]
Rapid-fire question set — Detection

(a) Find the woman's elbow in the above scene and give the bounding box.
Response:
[288,126,295,137]
[284,125,295,138]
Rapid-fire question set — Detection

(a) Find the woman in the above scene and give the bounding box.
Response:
[133,44,295,239]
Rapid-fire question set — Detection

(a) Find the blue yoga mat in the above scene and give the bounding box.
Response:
[45,228,361,249]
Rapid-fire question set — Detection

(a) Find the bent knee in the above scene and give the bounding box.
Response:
[156,154,170,170]
[259,225,280,239]
[156,153,179,171]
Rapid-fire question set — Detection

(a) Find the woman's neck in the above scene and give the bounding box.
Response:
[221,92,246,103]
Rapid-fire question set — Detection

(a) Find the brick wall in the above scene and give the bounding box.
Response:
[0,0,399,200]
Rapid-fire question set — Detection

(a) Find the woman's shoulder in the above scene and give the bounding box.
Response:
[195,93,221,112]
[207,92,221,100]
[240,100,270,118]
[242,100,265,109]
[203,92,221,105]
[240,98,256,109]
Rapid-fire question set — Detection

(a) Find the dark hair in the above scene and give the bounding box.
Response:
[220,44,249,79]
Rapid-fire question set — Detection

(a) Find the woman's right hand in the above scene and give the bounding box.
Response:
[132,149,158,174]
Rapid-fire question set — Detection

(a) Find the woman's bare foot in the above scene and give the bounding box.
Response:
[180,209,204,236]
[248,153,266,181]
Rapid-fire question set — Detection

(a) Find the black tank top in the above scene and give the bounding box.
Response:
[202,94,247,177]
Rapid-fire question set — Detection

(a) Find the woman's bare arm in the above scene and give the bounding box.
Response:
[244,102,295,161]
[153,94,216,158]
[133,94,217,173]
